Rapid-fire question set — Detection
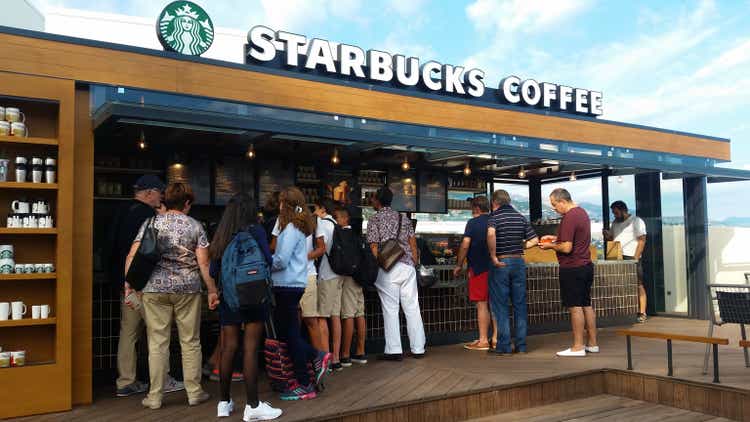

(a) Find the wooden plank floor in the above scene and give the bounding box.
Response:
[11,317,750,421]
[465,394,733,422]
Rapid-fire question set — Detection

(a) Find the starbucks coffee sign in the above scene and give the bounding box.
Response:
[157,1,214,56]
[245,25,603,116]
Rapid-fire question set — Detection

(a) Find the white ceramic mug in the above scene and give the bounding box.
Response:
[0,244,13,259]
[11,301,26,320]
[10,350,25,367]
[24,263,34,274]
[0,352,10,368]
[43,263,54,273]
[14,263,24,274]
[11,200,30,214]
[10,122,27,137]
[0,302,10,320]
[0,120,9,136]
[0,258,14,274]
[0,106,5,120]
[41,304,51,319]
[5,107,24,123]
[32,305,41,319]
[0,158,8,182]
[34,264,44,273]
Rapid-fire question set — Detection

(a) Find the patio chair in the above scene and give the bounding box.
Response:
[703,275,750,375]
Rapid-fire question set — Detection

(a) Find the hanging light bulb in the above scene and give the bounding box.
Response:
[137,129,147,150]
[401,156,410,171]
[517,166,526,179]
[463,162,472,176]
[569,171,577,181]
[617,175,624,183]
[331,147,340,165]
[246,143,256,159]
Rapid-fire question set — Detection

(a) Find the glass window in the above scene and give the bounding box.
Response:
[542,178,603,255]
[661,176,687,314]
[708,180,750,285]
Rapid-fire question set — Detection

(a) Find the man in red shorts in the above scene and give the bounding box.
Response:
[454,196,497,350]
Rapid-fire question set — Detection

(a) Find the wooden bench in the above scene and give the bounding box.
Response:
[617,330,729,383]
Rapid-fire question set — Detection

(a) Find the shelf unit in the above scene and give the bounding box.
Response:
[0,79,73,419]
[0,318,57,328]
[0,273,56,281]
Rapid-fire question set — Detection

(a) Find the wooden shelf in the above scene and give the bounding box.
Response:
[0,317,56,328]
[0,182,58,190]
[94,166,163,175]
[0,273,56,281]
[0,361,56,369]
[0,228,57,235]
[0,135,58,146]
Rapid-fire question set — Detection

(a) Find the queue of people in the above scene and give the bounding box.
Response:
[106,175,645,419]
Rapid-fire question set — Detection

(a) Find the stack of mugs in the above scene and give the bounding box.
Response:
[0,245,55,274]
[0,106,27,137]
[13,156,56,183]
[0,301,52,320]
[6,199,54,228]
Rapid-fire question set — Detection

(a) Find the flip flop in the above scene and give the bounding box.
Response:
[463,340,490,351]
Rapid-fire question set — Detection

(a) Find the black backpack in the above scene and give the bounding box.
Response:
[353,238,379,289]
[324,218,362,277]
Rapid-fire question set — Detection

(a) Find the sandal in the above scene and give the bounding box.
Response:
[463,340,490,351]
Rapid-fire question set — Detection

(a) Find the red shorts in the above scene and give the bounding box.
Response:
[468,269,489,302]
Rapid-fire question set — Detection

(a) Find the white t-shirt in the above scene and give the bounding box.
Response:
[272,219,317,277]
[611,215,647,257]
[316,215,338,281]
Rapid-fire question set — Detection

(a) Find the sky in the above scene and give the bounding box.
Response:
[33,0,750,220]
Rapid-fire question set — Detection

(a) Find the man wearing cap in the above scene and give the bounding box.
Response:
[104,175,183,397]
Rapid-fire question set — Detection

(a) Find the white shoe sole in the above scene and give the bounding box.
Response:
[244,413,283,421]
[556,349,586,357]
[585,347,600,353]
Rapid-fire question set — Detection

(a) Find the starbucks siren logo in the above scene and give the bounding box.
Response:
[157,1,214,56]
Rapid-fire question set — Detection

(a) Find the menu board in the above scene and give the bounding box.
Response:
[167,155,210,205]
[387,169,417,212]
[215,157,255,206]
[418,171,447,213]
[258,160,294,206]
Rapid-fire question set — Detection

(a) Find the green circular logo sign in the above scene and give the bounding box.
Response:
[157,1,214,56]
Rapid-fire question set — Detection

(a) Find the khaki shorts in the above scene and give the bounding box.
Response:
[299,274,319,318]
[317,276,344,317]
[341,276,365,319]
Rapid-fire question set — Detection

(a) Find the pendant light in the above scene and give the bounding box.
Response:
[137,129,147,150]
[246,143,256,159]
[569,171,577,181]
[463,161,472,176]
[331,147,340,165]
[517,166,526,179]
[617,175,624,183]
[401,156,410,171]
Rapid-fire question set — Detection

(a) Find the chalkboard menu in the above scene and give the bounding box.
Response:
[418,171,447,213]
[215,157,255,206]
[387,169,417,212]
[259,160,294,207]
[167,155,210,205]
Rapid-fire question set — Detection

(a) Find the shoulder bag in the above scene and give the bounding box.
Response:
[125,217,161,291]
[377,213,405,272]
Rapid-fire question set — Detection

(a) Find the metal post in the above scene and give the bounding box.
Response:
[667,339,673,376]
[626,336,633,370]
[742,324,749,368]
[601,171,610,259]
[713,343,720,383]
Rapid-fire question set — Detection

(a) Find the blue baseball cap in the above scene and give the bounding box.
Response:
[134,175,166,192]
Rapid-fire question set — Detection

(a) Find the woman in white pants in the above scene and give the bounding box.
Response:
[366,187,426,360]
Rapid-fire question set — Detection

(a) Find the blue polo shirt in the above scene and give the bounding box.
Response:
[463,214,490,275]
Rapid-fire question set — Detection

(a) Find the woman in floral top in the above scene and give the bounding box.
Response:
[125,182,219,410]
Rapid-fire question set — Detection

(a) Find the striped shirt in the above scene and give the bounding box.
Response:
[487,205,537,256]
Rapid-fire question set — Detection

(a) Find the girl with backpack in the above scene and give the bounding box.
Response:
[209,193,282,420]
[272,187,332,400]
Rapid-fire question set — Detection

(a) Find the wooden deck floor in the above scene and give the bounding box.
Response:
[12,317,750,421]
[465,394,733,422]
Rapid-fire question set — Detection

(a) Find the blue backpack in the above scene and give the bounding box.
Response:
[221,227,272,311]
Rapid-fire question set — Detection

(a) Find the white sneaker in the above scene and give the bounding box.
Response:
[556,348,586,357]
[217,400,234,417]
[164,375,185,394]
[243,401,283,421]
[585,346,600,353]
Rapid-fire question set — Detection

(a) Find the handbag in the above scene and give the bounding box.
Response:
[416,264,437,288]
[377,213,405,272]
[125,217,160,291]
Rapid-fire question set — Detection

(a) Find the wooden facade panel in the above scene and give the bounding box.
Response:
[0,33,730,161]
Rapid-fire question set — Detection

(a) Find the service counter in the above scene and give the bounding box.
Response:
[362,260,639,345]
